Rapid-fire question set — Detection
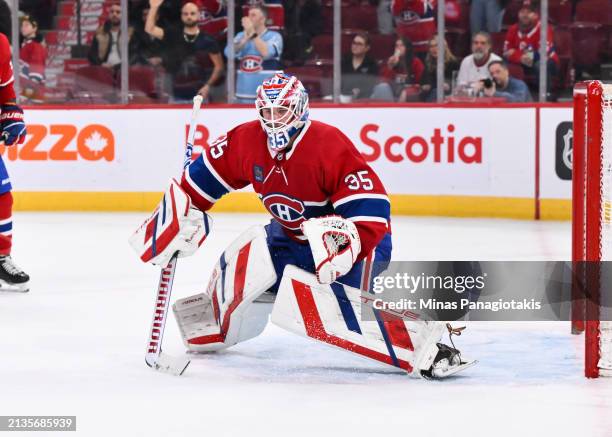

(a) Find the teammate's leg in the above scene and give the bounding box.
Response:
[0,158,29,292]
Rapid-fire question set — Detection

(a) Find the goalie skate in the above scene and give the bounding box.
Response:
[0,256,30,292]
[420,343,477,379]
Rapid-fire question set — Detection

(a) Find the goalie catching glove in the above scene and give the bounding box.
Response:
[129,179,211,266]
[301,216,361,284]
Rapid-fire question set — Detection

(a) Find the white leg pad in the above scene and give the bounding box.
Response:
[173,225,277,352]
[271,265,447,375]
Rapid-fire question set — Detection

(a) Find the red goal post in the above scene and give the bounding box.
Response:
[572,80,612,378]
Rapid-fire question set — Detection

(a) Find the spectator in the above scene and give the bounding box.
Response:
[484,60,532,102]
[470,0,503,34]
[420,36,459,101]
[19,15,46,102]
[456,31,501,95]
[503,0,558,84]
[341,32,379,101]
[88,2,133,69]
[391,0,436,57]
[146,0,224,102]
[225,5,283,103]
[372,37,424,101]
[130,5,164,66]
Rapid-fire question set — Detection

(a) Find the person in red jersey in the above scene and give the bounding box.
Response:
[19,15,46,103]
[182,72,392,291]
[503,0,558,92]
[130,72,474,378]
[391,0,436,56]
[0,32,30,292]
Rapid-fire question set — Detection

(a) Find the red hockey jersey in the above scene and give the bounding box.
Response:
[391,0,436,52]
[0,33,16,104]
[503,21,559,66]
[181,120,391,260]
[19,39,46,84]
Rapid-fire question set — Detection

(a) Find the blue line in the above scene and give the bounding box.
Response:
[330,283,362,335]
[219,252,227,303]
[151,214,159,256]
[203,213,210,235]
[373,309,400,368]
[161,194,167,225]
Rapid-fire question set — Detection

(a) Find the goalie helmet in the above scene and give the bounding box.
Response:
[255,73,310,152]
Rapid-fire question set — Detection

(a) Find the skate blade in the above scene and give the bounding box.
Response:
[432,359,477,379]
[0,280,29,293]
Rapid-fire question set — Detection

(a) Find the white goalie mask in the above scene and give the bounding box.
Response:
[255,73,310,152]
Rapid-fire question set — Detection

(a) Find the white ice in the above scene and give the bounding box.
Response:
[0,213,610,437]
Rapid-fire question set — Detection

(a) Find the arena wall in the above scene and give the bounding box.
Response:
[2,103,573,219]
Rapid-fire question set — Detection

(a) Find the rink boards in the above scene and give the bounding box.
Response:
[0,104,572,219]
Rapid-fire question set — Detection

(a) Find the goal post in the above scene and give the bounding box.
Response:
[572,80,612,378]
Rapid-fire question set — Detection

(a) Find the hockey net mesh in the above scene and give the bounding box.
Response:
[599,85,612,374]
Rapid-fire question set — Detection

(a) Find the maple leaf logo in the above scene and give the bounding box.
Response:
[83,131,108,153]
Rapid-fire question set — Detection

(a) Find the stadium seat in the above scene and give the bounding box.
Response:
[321,4,333,34]
[490,31,506,56]
[369,34,397,62]
[446,28,470,58]
[311,34,334,60]
[120,66,161,102]
[570,22,605,67]
[576,0,612,25]
[341,4,377,31]
[74,65,116,102]
[284,66,332,99]
[64,58,89,73]
[502,0,524,28]
[548,0,573,25]
[507,62,524,81]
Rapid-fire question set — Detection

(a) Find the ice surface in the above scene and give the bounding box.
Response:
[0,213,610,437]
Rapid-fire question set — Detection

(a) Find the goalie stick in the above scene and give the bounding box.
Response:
[144,95,203,376]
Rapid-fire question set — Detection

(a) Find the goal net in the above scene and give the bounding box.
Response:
[572,81,612,378]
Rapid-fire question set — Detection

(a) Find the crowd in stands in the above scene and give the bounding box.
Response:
[0,0,609,104]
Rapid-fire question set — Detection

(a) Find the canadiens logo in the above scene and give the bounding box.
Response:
[240,55,263,72]
[262,194,305,230]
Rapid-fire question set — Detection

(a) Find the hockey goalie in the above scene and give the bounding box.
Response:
[131,73,474,378]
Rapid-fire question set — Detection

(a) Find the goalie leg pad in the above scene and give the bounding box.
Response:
[173,225,277,352]
[271,265,473,377]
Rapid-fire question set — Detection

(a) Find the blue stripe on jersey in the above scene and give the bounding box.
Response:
[303,203,335,219]
[188,155,230,201]
[334,198,390,221]
[330,283,362,335]
[0,222,12,233]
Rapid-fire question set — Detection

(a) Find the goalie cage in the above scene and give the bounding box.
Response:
[572,80,612,378]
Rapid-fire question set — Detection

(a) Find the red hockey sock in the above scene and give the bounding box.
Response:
[0,191,13,256]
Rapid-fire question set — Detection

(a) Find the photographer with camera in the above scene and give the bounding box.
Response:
[483,60,531,102]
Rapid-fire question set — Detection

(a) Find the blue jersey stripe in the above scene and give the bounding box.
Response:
[0,222,12,233]
[330,283,362,335]
[188,155,230,201]
[334,198,391,221]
